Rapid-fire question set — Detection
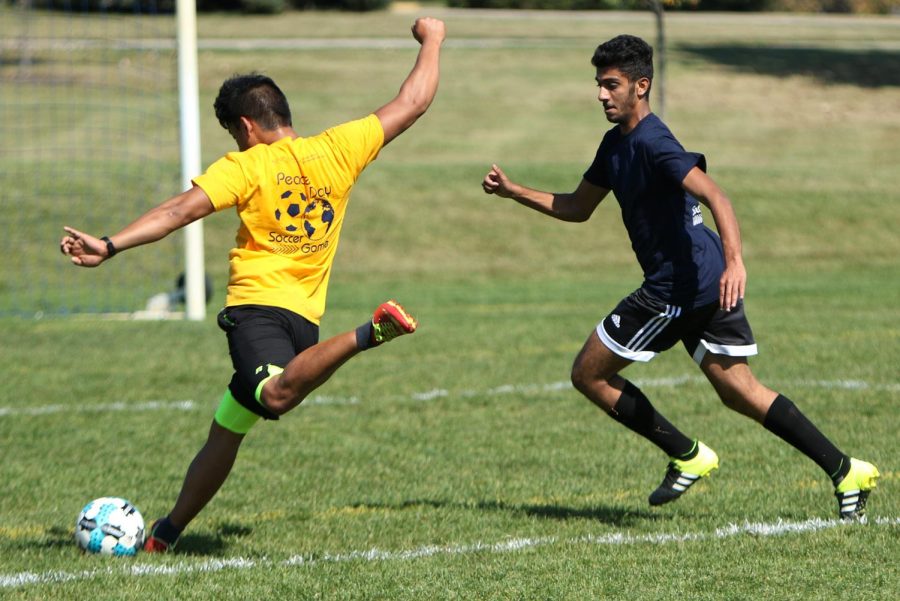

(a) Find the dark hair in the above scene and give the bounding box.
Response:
[591,35,654,85]
[213,73,292,132]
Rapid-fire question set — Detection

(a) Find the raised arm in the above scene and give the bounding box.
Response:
[681,166,746,311]
[374,17,445,146]
[482,163,608,223]
[60,185,215,267]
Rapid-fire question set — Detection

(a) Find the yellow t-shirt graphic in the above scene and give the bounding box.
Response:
[194,114,383,324]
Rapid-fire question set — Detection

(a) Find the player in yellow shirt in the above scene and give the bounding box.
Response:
[59,17,446,552]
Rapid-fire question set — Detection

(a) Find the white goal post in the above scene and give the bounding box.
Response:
[177,0,205,321]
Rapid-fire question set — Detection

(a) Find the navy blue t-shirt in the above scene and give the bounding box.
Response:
[583,114,725,308]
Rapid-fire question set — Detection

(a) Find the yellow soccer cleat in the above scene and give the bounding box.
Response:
[835,458,879,522]
[649,441,719,506]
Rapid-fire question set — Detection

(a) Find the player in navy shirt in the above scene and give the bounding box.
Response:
[482,34,878,519]
[584,113,724,308]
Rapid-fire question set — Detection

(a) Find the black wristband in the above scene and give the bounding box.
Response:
[101,236,117,258]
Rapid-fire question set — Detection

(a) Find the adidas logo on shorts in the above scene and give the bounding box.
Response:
[611,314,621,328]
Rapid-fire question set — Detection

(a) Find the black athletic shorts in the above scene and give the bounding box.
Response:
[596,288,758,364]
[217,304,319,420]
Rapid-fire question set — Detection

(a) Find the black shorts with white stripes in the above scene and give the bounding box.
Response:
[596,287,758,364]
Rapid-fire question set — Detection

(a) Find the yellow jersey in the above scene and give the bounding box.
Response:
[193,114,383,324]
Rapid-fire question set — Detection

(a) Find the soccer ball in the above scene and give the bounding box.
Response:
[74,497,145,556]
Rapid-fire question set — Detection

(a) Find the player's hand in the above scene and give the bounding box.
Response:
[60,226,108,268]
[411,17,445,45]
[482,164,517,198]
[719,259,746,312]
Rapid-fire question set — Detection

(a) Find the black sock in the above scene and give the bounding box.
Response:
[152,516,183,544]
[608,381,696,459]
[763,394,850,484]
[355,321,375,350]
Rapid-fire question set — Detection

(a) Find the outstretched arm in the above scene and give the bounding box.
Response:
[374,17,445,146]
[482,163,608,223]
[60,185,215,267]
[682,166,746,311]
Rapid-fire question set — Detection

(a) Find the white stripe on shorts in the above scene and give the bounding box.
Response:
[597,322,656,362]
[692,340,759,365]
[627,305,681,352]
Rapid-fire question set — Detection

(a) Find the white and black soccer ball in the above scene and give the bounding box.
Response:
[74,497,145,556]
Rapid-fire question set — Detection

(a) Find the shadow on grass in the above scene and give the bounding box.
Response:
[23,524,242,556]
[677,44,900,88]
[351,498,661,527]
[171,522,252,556]
[33,526,76,551]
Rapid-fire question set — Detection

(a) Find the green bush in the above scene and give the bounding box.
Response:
[26,0,898,17]
[290,0,389,10]
[447,0,622,8]
[28,0,389,13]
[198,0,287,12]
[767,0,898,12]
[32,0,176,13]
[337,0,390,10]
[238,0,287,13]
[695,0,767,10]
[448,0,895,11]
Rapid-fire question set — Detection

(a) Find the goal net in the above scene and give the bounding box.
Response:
[0,0,184,318]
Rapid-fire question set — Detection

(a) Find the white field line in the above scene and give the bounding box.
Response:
[1,375,896,418]
[402,375,900,407]
[0,400,195,417]
[1,516,897,589]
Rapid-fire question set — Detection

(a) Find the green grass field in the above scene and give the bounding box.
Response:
[1,6,898,600]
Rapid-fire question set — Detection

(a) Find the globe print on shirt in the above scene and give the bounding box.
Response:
[275,190,335,242]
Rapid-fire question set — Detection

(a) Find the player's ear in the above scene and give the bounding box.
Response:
[636,77,651,100]
[232,116,256,150]
[239,116,255,136]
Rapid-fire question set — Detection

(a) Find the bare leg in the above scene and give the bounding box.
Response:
[159,325,389,538]
[571,331,695,458]
[168,421,244,530]
[699,353,851,483]
[570,330,633,409]
[165,329,363,532]
[698,354,777,423]
[261,330,362,415]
